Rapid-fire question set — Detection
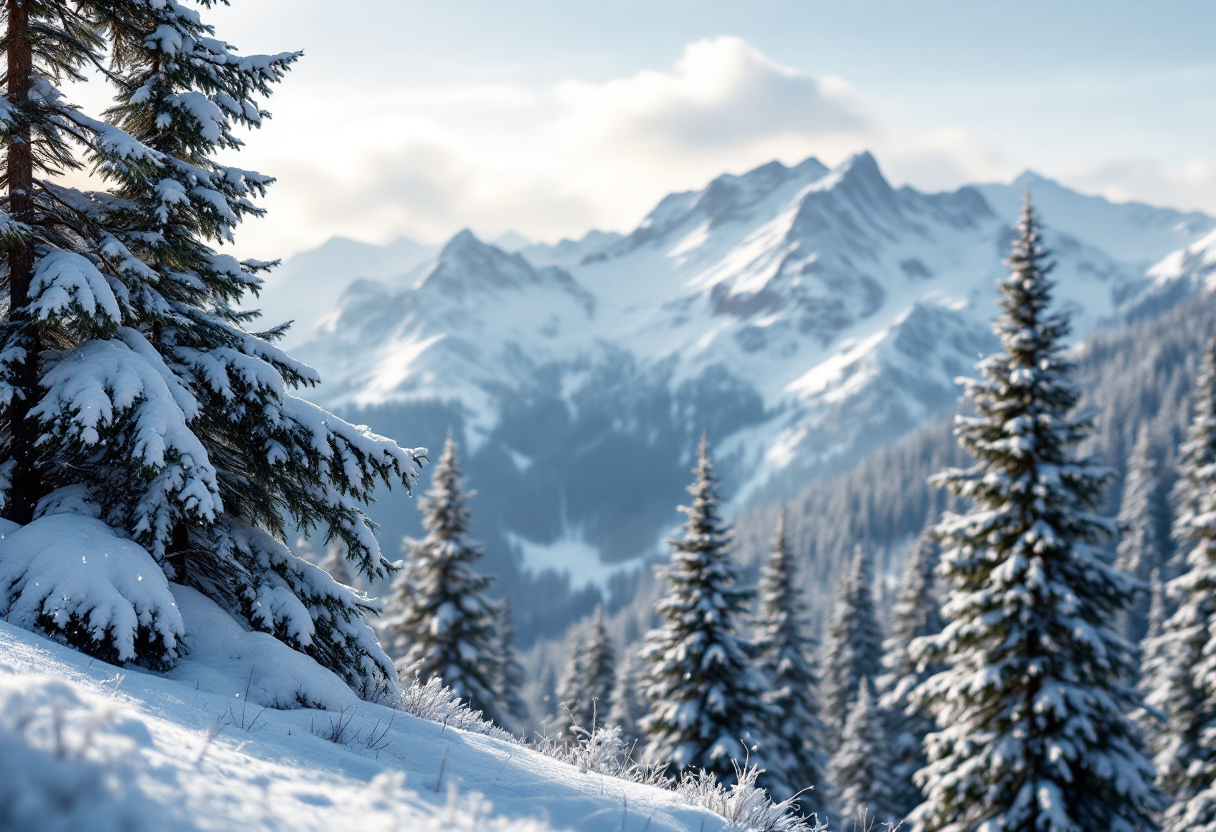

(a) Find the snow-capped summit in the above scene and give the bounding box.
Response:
[275,153,1216,635]
[418,230,594,314]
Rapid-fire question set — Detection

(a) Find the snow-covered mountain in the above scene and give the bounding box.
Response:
[265,153,1216,641]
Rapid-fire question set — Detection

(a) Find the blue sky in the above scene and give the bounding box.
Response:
[197,1,1216,257]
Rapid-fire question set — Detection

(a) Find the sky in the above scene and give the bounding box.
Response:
[150,0,1216,258]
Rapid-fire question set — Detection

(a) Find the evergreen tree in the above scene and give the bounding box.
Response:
[1144,568,1169,645]
[321,541,353,588]
[820,544,884,749]
[0,2,425,688]
[607,652,645,750]
[495,599,530,733]
[826,681,896,830]
[877,517,943,820]
[1115,423,1168,643]
[384,435,503,723]
[555,604,616,738]
[753,509,831,818]
[1142,334,1216,830]
[539,661,559,725]
[554,625,587,738]
[912,197,1160,832]
[640,435,771,781]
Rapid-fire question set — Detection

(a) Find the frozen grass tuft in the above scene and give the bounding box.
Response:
[674,761,828,832]
[394,673,516,741]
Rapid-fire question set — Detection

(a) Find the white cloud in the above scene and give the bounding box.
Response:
[1068,158,1216,215]
[554,36,867,153]
[230,36,1214,259]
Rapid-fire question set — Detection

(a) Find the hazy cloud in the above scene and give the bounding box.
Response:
[239,36,1214,259]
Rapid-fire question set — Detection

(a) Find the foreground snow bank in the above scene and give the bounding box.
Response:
[0,619,752,832]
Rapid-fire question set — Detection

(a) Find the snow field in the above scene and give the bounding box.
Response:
[0,617,752,832]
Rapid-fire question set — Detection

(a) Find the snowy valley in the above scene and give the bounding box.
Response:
[256,152,1216,641]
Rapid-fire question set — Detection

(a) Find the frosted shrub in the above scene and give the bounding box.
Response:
[535,718,667,785]
[394,674,515,741]
[674,761,827,832]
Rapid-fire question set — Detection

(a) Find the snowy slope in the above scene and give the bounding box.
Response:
[255,236,436,348]
[0,616,755,832]
[272,153,1215,634]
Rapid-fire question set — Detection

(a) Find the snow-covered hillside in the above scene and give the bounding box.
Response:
[0,616,793,832]
[259,153,1216,638]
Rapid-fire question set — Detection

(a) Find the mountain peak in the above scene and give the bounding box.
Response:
[833,150,885,185]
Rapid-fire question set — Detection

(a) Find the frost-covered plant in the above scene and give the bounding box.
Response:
[640,433,773,782]
[674,761,827,832]
[535,720,666,784]
[384,435,503,724]
[912,196,1160,831]
[394,674,515,742]
[0,1,425,690]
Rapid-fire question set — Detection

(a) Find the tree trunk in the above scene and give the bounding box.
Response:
[6,0,37,524]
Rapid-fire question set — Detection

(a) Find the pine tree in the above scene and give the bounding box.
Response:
[877,518,943,820]
[0,2,425,688]
[384,435,503,723]
[1142,334,1216,830]
[555,605,616,738]
[321,541,353,588]
[753,509,831,818]
[1115,423,1167,643]
[820,544,884,749]
[640,434,772,781]
[554,625,587,738]
[1144,568,1169,645]
[495,599,530,733]
[607,652,645,750]
[826,681,896,830]
[539,661,559,728]
[912,197,1160,832]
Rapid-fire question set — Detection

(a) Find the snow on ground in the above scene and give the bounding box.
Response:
[507,530,641,591]
[0,616,746,832]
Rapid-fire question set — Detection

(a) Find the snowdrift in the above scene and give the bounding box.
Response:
[0,617,765,832]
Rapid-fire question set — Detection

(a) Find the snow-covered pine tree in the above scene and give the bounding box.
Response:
[753,509,831,818]
[0,2,425,689]
[607,652,645,750]
[912,196,1160,832]
[539,661,559,727]
[494,599,530,733]
[1144,568,1169,644]
[1142,333,1216,830]
[555,604,616,738]
[384,435,503,723]
[827,680,896,830]
[640,434,772,782]
[1136,568,1169,747]
[321,541,353,588]
[820,544,884,750]
[1115,423,1167,643]
[553,625,587,739]
[876,516,943,820]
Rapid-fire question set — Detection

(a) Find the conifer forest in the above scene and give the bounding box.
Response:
[0,2,1212,831]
